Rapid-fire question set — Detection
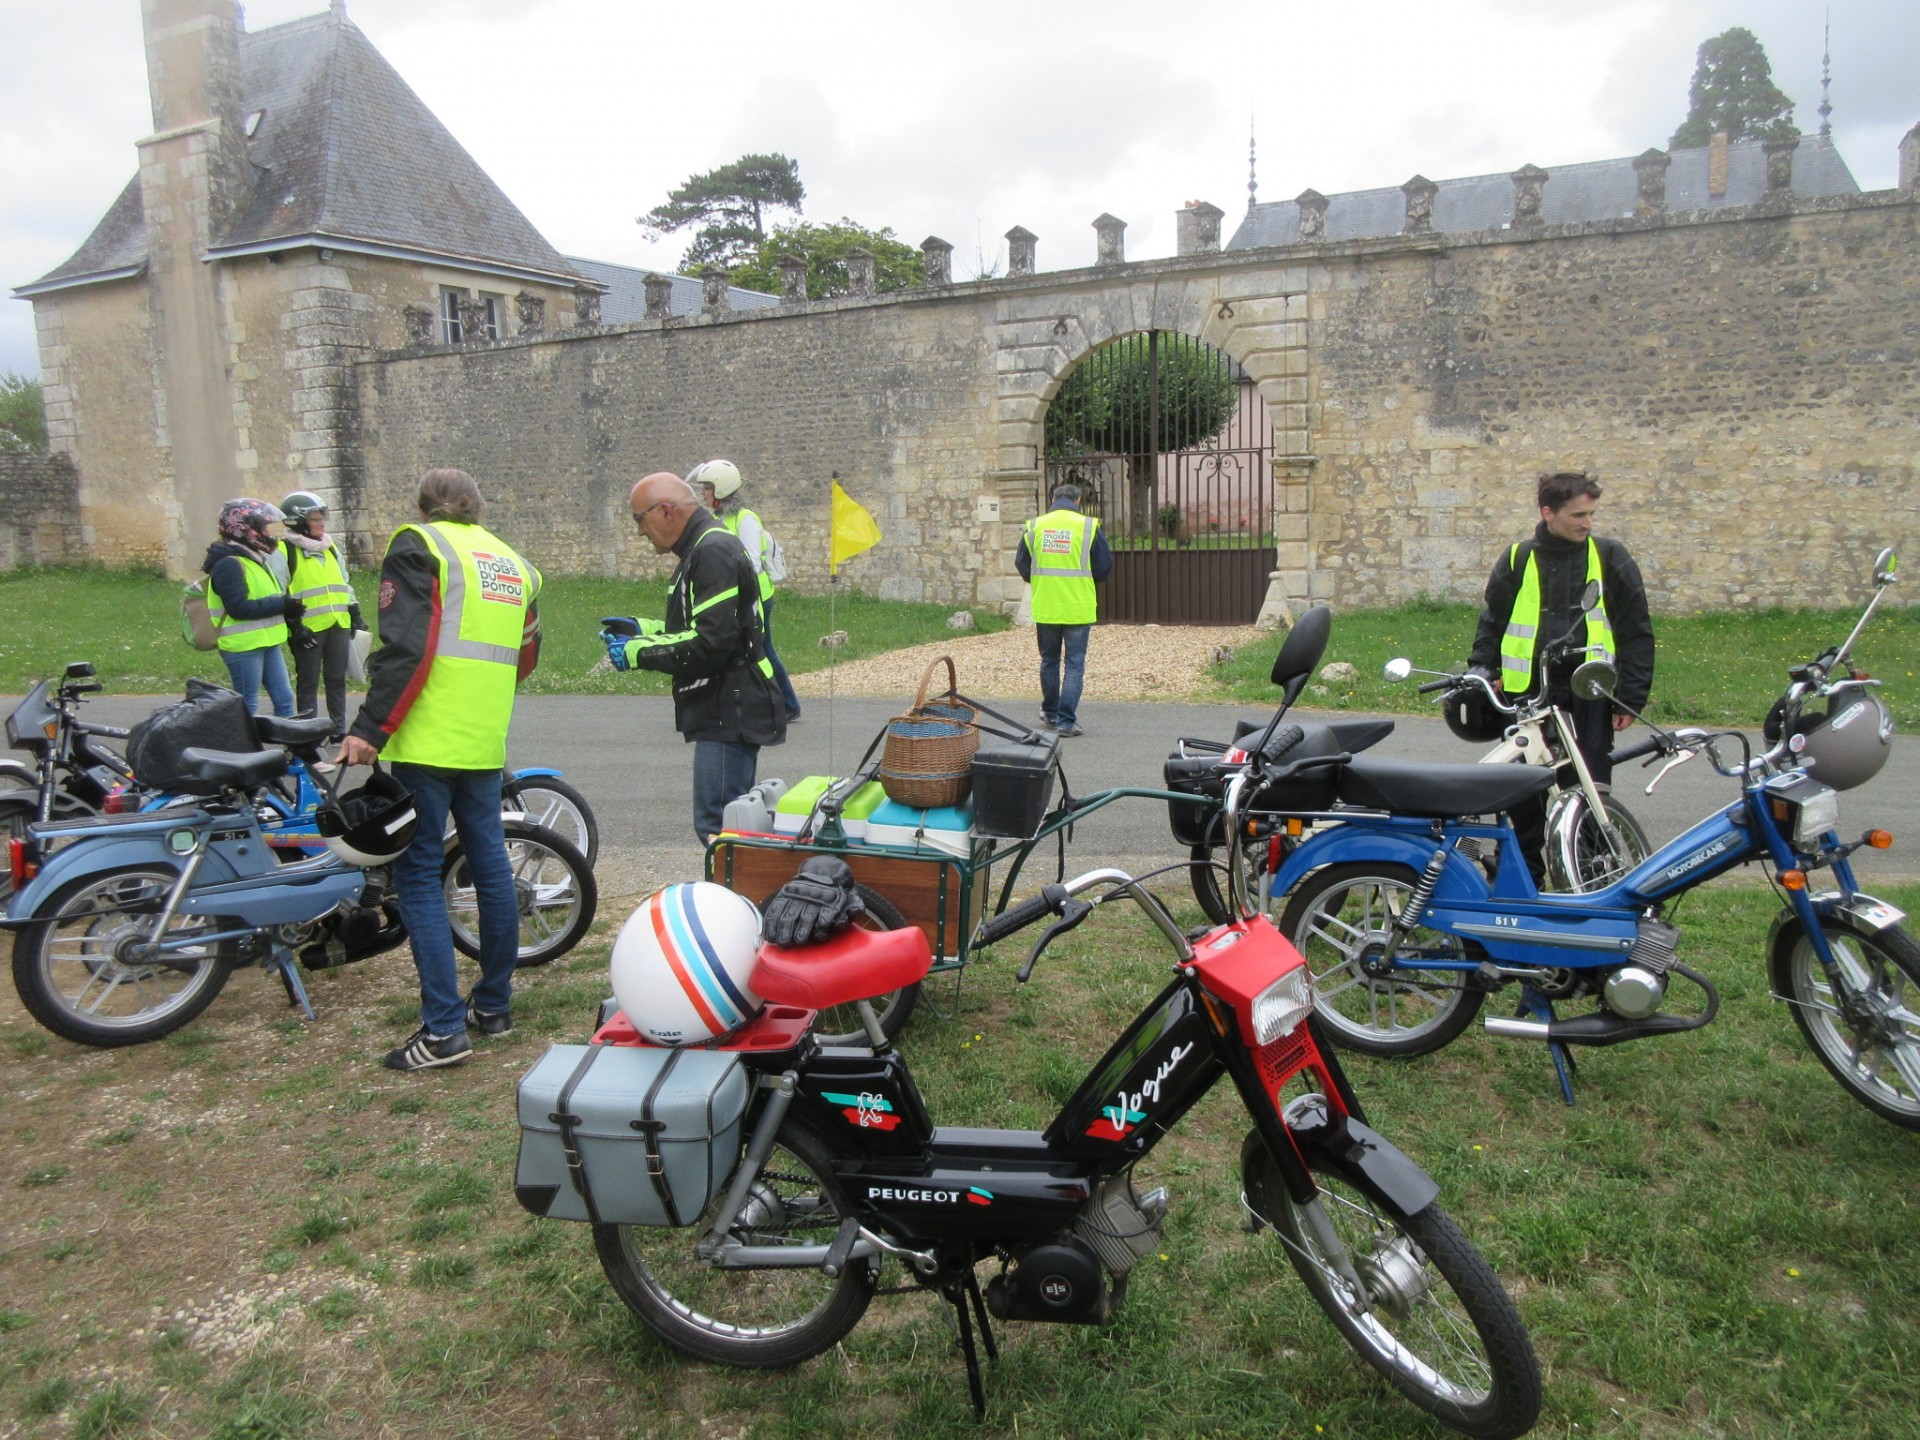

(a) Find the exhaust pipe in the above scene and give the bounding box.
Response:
[1482,963,1719,1048]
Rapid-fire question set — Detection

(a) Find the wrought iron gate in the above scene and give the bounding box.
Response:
[1041,330,1274,625]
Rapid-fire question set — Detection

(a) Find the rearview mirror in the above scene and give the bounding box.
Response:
[64,662,96,680]
[1874,548,1898,587]
[1579,579,1602,614]
[1382,658,1412,683]
[1571,659,1617,701]
[1269,605,1331,690]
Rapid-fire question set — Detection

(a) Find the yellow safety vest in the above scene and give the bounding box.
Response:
[1499,539,1615,695]
[722,506,777,603]
[381,522,541,769]
[208,555,290,653]
[1024,508,1099,625]
[285,541,352,632]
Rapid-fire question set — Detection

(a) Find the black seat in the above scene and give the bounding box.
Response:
[174,745,290,795]
[1336,756,1555,819]
[252,715,334,749]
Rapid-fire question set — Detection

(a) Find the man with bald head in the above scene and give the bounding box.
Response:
[602,472,787,842]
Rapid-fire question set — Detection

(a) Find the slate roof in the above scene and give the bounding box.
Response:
[1226,136,1861,251]
[564,257,780,323]
[21,10,585,295]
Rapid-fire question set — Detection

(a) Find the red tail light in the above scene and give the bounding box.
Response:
[8,837,36,889]
[103,787,127,815]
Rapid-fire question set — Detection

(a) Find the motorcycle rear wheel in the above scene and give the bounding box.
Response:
[444,821,597,968]
[11,865,234,1047]
[1769,914,1920,1130]
[1278,862,1483,1056]
[1547,792,1652,893]
[591,1117,873,1368]
[1246,1111,1541,1440]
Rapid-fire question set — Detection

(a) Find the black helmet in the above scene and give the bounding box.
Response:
[280,490,329,530]
[1443,682,1507,744]
[316,769,417,866]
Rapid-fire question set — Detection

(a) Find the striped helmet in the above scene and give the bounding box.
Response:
[610,882,763,1044]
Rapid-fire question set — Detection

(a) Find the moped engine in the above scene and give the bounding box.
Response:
[985,1235,1110,1325]
[1604,916,1682,1021]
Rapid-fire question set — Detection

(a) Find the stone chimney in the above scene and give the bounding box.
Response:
[1899,122,1920,192]
[1401,175,1437,235]
[1707,132,1730,198]
[1175,200,1225,256]
[1763,133,1799,198]
[1633,148,1671,217]
[777,255,808,302]
[701,268,730,316]
[1092,213,1127,265]
[920,236,953,286]
[1005,226,1037,277]
[642,273,672,320]
[846,248,876,297]
[1296,189,1328,242]
[1509,165,1548,230]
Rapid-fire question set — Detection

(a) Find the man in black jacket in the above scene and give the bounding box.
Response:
[1468,471,1655,881]
[603,472,787,842]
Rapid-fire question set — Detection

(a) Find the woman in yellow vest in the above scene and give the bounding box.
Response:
[201,498,304,716]
[280,491,365,742]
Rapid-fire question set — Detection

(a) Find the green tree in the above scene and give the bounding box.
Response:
[0,371,48,452]
[728,219,925,299]
[1670,27,1798,148]
[639,153,805,273]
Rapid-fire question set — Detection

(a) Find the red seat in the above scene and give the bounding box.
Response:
[751,925,934,1009]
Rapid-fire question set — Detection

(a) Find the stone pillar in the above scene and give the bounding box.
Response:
[1401,175,1437,235]
[777,254,808,302]
[402,304,435,346]
[1175,200,1224,255]
[921,235,953,286]
[1633,148,1671,217]
[574,289,601,326]
[1763,132,1800,197]
[458,295,488,342]
[1902,123,1920,192]
[1296,189,1328,242]
[514,291,545,336]
[1509,164,1547,230]
[1005,226,1036,277]
[1093,213,1127,265]
[846,247,876,297]
[642,273,672,320]
[701,269,731,316]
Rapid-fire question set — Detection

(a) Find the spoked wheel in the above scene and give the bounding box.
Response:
[444,820,597,968]
[1769,915,1920,1130]
[10,865,235,1047]
[1188,832,1288,927]
[591,1117,873,1367]
[1245,1111,1541,1440]
[1278,863,1483,1056]
[1547,792,1652,893]
[499,773,599,867]
[757,883,920,1046]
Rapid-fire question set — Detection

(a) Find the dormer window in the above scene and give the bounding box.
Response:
[439,287,464,344]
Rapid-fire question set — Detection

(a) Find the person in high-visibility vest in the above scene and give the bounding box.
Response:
[1016,482,1113,738]
[339,469,542,1072]
[688,458,803,722]
[202,498,304,716]
[1468,471,1655,881]
[280,491,366,742]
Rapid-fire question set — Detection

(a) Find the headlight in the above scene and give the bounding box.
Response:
[1251,966,1315,1045]
[1766,773,1840,848]
[1793,788,1840,846]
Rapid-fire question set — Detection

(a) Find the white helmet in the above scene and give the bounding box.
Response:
[610,882,763,1044]
[315,770,418,867]
[687,458,742,501]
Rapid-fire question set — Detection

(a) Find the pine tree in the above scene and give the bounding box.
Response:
[1670,27,1798,148]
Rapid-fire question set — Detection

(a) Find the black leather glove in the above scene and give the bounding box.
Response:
[293,625,319,652]
[283,596,306,620]
[348,604,365,633]
[762,855,865,947]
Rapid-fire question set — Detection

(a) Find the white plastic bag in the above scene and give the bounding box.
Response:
[346,628,372,685]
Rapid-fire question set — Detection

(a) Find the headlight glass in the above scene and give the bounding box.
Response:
[1251,966,1314,1045]
[1793,787,1840,846]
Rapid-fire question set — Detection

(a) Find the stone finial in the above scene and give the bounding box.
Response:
[1763,132,1800,197]
[1092,213,1127,265]
[402,303,435,346]
[1901,122,1920,193]
[1632,148,1671,217]
[642,273,673,320]
[701,268,730,316]
[1175,200,1225,256]
[1005,226,1037,277]
[1295,189,1328,243]
[777,254,808,302]
[846,247,876,297]
[921,235,954,286]
[458,296,488,342]
[1401,175,1437,235]
[514,291,545,336]
[574,288,601,326]
[1509,164,1548,230]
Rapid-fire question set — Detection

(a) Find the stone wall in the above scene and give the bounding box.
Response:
[0,452,84,569]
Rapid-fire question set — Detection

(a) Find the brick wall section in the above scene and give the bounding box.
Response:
[0,453,84,568]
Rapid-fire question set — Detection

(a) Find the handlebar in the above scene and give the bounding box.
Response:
[975,888,1061,947]
[1610,734,1665,766]
[970,869,1194,982]
[1417,677,1453,695]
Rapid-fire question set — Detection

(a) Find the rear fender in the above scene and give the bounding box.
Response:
[1267,828,1489,905]
[4,834,188,925]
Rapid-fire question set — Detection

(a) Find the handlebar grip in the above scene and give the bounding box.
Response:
[1610,735,1664,765]
[976,892,1058,947]
[1417,677,1454,694]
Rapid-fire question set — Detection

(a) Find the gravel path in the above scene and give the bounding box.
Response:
[788,623,1267,705]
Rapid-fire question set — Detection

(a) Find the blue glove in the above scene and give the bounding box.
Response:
[600,615,642,638]
[602,631,634,671]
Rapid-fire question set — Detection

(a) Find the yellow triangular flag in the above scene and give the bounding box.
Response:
[829,480,881,574]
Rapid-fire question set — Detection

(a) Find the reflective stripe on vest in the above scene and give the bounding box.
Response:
[208,555,290,652]
[1024,508,1098,625]
[381,522,541,769]
[722,507,776,602]
[286,541,353,631]
[1499,539,1614,694]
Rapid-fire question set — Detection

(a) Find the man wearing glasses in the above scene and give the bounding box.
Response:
[601,472,788,842]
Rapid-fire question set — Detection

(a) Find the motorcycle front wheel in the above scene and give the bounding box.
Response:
[1245,1113,1541,1440]
[591,1117,874,1368]
[1279,862,1484,1056]
[1546,792,1652,893]
[1769,914,1920,1130]
[11,865,235,1046]
[444,821,597,968]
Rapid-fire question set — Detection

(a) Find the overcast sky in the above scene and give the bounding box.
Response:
[2,0,1914,378]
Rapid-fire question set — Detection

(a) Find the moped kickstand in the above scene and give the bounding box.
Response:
[1518,985,1578,1106]
[943,1270,999,1419]
[269,952,317,1021]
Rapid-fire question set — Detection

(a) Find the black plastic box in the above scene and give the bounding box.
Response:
[971,735,1060,839]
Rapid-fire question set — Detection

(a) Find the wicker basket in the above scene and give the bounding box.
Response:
[878,657,978,809]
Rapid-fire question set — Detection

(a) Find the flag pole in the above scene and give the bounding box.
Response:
[827,470,840,775]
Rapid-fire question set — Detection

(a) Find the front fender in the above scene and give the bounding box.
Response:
[1767,890,1908,957]
[1268,827,1490,907]
[1242,1098,1441,1219]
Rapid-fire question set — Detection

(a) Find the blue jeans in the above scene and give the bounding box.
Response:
[692,739,758,845]
[390,764,517,1037]
[220,645,296,717]
[763,598,801,716]
[1036,623,1091,729]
